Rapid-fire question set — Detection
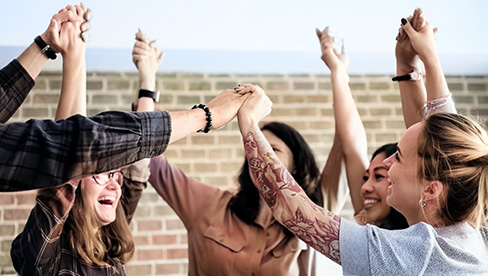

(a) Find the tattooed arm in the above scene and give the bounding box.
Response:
[236,84,343,264]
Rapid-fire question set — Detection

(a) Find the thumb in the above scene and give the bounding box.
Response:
[315,28,322,41]
[49,19,60,44]
[401,18,417,38]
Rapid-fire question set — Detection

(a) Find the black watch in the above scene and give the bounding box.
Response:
[34,36,57,60]
[392,70,422,82]
[138,89,160,102]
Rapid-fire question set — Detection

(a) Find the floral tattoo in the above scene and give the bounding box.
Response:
[243,130,342,264]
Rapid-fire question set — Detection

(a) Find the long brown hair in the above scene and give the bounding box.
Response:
[65,180,135,267]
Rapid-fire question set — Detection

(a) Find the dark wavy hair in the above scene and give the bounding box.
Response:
[228,122,323,231]
[370,143,409,230]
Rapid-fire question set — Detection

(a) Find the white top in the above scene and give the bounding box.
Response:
[340,219,488,275]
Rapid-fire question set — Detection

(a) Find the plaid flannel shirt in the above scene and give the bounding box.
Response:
[0,60,171,192]
[0,60,34,124]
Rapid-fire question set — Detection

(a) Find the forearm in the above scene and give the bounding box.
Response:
[240,121,342,263]
[422,57,450,101]
[55,55,87,120]
[121,161,149,223]
[168,109,206,144]
[120,69,157,222]
[0,111,171,192]
[330,70,367,159]
[16,43,49,80]
[139,73,156,91]
[396,61,427,128]
[329,69,368,212]
[321,137,352,214]
[0,60,35,123]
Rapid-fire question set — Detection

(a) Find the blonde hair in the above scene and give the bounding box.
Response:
[418,113,488,228]
[65,182,135,267]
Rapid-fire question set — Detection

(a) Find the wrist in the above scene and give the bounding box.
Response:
[137,89,160,103]
[139,78,156,91]
[62,52,86,63]
[34,35,57,60]
[396,64,420,75]
[39,33,52,48]
[191,104,212,133]
[237,113,257,133]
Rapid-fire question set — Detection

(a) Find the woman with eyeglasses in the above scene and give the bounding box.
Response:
[10,29,158,275]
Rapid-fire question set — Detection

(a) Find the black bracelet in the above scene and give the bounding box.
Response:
[34,36,57,60]
[191,104,212,133]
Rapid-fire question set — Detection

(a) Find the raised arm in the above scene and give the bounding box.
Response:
[402,10,450,103]
[121,30,162,221]
[11,10,87,267]
[317,28,368,214]
[0,4,90,124]
[395,9,427,128]
[397,9,455,127]
[53,5,88,120]
[237,84,342,264]
[0,27,251,192]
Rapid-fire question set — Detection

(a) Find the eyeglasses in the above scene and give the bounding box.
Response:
[92,171,123,186]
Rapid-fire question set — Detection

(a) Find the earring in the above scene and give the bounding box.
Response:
[419,199,427,208]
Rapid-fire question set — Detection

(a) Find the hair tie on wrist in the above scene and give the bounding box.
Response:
[191,104,212,133]
[34,36,57,60]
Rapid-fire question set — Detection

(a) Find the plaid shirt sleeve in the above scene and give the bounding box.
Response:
[11,183,77,275]
[0,59,35,124]
[0,110,171,192]
[121,158,150,223]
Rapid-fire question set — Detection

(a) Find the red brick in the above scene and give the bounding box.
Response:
[0,225,15,236]
[153,234,178,245]
[137,220,162,231]
[124,264,152,275]
[166,248,188,259]
[166,219,185,231]
[16,191,37,205]
[3,208,31,220]
[137,249,163,261]
[0,194,15,205]
[133,235,150,246]
[156,263,181,274]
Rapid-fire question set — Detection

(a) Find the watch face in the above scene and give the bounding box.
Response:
[154,91,160,102]
[410,71,421,80]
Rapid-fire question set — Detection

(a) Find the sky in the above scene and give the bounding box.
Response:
[1,0,487,74]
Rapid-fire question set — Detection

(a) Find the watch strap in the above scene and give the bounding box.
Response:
[138,89,160,102]
[392,74,412,81]
[34,36,57,60]
[392,70,422,82]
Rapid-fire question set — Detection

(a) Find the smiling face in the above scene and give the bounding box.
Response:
[361,152,391,223]
[383,122,426,225]
[80,171,123,226]
[262,129,294,172]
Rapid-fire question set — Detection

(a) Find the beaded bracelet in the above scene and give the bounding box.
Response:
[191,104,212,133]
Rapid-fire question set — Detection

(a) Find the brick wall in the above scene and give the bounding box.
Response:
[0,72,487,275]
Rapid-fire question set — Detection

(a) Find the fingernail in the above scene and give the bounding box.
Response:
[85,10,92,21]
[401,18,407,25]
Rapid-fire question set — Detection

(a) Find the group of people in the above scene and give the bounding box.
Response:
[1,3,487,276]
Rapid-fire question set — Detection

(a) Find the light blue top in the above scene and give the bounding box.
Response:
[339,219,488,275]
